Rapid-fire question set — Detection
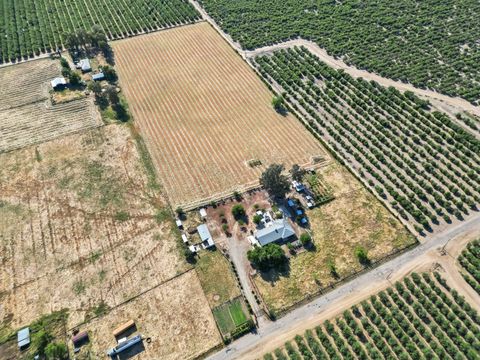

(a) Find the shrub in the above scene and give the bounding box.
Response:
[300,233,312,245]
[253,214,262,224]
[231,204,246,219]
[354,246,370,265]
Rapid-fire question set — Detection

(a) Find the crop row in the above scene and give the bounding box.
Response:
[264,272,480,360]
[0,0,200,63]
[254,47,480,232]
[458,239,480,295]
[200,0,480,104]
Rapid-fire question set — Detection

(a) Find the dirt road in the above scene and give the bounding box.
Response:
[190,0,480,122]
[208,215,480,360]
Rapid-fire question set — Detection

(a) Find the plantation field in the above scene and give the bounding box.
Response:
[72,270,222,360]
[254,47,480,234]
[458,239,480,295]
[0,0,200,63]
[263,272,480,360]
[0,59,101,153]
[112,22,327,208]
[0,124,191,331]
[200,0,480,104]
[253,162,416,314]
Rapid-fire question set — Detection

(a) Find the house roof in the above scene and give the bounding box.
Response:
[51,77,66,88]
[197,224,211,242]
[255,219,295,246]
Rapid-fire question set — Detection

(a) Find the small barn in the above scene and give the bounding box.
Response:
[51,77,67,90]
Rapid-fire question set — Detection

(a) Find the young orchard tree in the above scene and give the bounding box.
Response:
[272,95,286,113]
[260,164,290,199]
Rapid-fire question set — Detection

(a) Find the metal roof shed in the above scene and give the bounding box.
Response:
[197,224,215,249]
[17,328,30,349]
[92,72,105,81]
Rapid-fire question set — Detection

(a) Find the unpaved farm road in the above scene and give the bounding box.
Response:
[190,0,480,123]
[207,215,480,360]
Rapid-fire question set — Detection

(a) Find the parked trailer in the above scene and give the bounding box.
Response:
[107,334,142,358]
[112,320,135,338]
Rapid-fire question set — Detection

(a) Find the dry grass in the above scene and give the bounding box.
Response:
[0,58,101,153]
[72,271,222,360]
[195,250,241,308]
[112,22,327,208]
[0,124,190,330]
[253,162,416,313]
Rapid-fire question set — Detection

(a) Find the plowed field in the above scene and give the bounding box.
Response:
[112,22,327,207]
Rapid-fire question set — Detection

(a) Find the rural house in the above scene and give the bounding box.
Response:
[197,224,215,249]
[254,219,295,246]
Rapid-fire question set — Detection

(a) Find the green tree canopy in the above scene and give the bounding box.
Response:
[260,164,290,199]
[247,243,286,270]
[290,164,306,182]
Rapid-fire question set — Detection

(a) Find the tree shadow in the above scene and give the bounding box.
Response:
[258,261,291,284]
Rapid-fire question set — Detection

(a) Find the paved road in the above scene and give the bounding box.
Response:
[208,215,480,360]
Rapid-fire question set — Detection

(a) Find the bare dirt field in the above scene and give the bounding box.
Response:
[112,22,327,208]
[0,59,101,153]
[72,270,222,360]
[0,124,191,332]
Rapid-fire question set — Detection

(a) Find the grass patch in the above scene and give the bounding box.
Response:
[130,125,160,191]
[212,297,251,338]
[195,250,240,308]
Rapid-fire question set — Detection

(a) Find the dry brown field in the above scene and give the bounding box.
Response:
[0,124,192,331]
[72,270,222,360]
[254,162,416,313]
[0,59,101,153]
[112,22,327,208]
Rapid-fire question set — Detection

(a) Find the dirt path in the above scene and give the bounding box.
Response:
[190,0,480,123]
[208,216,480,360]
[245,39,480,120]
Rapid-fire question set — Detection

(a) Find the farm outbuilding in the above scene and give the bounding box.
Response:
[92,72,105,81]
[17,327,30,349]
[77,58,91,73]
[51,77,67,90]
[197,224,214,249]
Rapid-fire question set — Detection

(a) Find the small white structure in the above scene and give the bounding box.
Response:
[199,208,207,219]
[197,224,215,249]
[51,77,67,90]
[189,245,199,253]
[175,219,183,229]
[181,234,188,243]
[77,58,91,73]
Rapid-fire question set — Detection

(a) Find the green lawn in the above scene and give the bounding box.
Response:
[212,297,250,337]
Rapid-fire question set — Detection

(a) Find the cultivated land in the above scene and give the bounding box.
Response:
[457,239,480,295]
[112,22,327,208]
[0,59,101,153]
[252,162,416,314]
[0,125,193,332]
[0,0,200,63]
[262,271,480,360]
[199,0,480,104]
[254,47,480,234]
[72,270,221,360]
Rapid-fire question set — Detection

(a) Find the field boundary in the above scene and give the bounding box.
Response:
[67,268,195,331]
